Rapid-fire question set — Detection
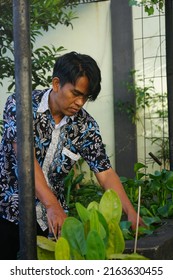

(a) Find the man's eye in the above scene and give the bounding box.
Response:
[72,91,80,97]
[72,91,88,100]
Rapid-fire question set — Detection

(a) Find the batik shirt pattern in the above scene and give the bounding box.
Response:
[0,88,111,228]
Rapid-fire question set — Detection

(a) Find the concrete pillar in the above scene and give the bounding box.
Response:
[111,0,137,177]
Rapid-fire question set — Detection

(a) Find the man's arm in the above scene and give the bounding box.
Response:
[12,142,67,236]
[34,157,67,235]
[95,167,145,230]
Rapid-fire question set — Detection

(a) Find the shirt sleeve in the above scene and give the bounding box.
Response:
[2,94,17,142]
[78,120,111,173]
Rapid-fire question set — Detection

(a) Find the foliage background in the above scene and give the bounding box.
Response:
[0,0,78,92]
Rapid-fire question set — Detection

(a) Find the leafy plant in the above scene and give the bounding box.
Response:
[121,162,173,220]
[63,163,104,218]
[120,162,147,204]
[129,0,164,15]
[37,189,148,260]
[75,157,96,184]
[0,0,78,91]
[150,138,169,170]
[63,162,159,240]
[116,70,169,167]
[64,168,84,207]
[116,70,167,124]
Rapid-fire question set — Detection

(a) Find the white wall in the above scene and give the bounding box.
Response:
[0,1,115,167]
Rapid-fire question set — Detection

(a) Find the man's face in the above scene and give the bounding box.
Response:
[52,76,90,116]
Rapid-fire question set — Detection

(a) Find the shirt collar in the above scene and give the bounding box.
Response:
[37,88,74,126]
[37,88,51,113]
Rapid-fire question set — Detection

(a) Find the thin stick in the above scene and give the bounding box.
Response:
[46,215,57,241]
[134,186,141,254]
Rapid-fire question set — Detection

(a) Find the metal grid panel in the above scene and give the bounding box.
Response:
[133,6,168,171]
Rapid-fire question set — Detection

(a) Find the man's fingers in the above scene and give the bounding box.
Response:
[58,225,61,237]
[47,215,58,240]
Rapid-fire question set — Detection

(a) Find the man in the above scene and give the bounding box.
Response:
[0,51,144,259]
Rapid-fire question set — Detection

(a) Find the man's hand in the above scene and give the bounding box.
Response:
[46,203,67,237]
[128,210,146,231]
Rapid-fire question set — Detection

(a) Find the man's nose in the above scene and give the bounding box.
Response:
[74,96,86,107]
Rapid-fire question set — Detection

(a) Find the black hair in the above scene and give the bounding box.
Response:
[52,51,101,101]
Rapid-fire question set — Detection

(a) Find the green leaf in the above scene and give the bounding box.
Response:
[137,172,146,180]
[37,236,55,251]
[157,205,170,218]
[159,2,164,10]
[75,202,90,224]
[120,176,128,183]
[37,236,55,260]
[106,218,125,258]
[166,173,173,191]
[55,237,70,260]
[99,189,122,224]
[64,169,74,189]
[120,221,134,240]
[61,217,86,257]
[140,206,154,217]
[150,204,159,216]
[64,169,75,206]
[89,208,106,240]
[87,201,99,211]
[138,226,153,235]
[134,162,146,173]
[86,230,106,260]
[73,173,84,185]
[145,6,154,16]
[142,215,162,226]
[97,211,109,244]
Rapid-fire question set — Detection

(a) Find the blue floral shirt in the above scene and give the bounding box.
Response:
[0,89,111,228]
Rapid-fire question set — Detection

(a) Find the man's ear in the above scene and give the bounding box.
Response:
[52,77,60,91]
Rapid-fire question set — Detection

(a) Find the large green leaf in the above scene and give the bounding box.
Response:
[86,230,106,260]
[97,210,109,244]
[55,237,70,260]
[37,236,55,260]
[61,217,86,257]
[106,218,125,258]
[99,189,122,224]
[89,208,106,240]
